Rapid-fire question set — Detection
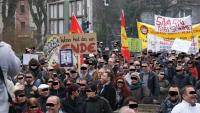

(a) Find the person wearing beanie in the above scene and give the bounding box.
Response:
[82,82,113,113]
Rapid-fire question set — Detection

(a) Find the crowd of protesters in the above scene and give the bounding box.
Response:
[1,41,200,113]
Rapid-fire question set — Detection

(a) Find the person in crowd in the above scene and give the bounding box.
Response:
[38,84,50,112]
[77,78,88,99]
[82,82,113,113]
[122,63,129,75]
[69,68,79,81]
[50,79,66,99]
[47,78,53,88]
[0,41,21,113]
[158,71,170,101]
[114,76,132,108]
[14,89,28,113]
[122,96,139,113]
[165,59,176,84]
[15,72,26,85]
[159,85,181,113]
[62,83,83,113]
[139,61,160,104]
[24,71,38,98]
[118,106,135,113]
[25,97,44,113]
[99,70,116,110]
[124,66,137,85]
[79,64,93,82]
[187,60,199,80]
[64,78,74,88]
[172,66,191,89]
[128,72,144,103]
[46,96,65,113]
[134,61,141,73]
[88,60,98,79]
[184,65,196,86]
[29,58,45,85]
[171,85,200,113]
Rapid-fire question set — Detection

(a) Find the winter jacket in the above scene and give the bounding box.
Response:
[62,96,83,113]
[0,41,21,113]
[159,97,181,113]
[50,87,66,99]
[82,96,113,113]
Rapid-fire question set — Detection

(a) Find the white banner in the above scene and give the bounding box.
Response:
[154,15,192,33]
[147,34,198,54]
[171,39,192,53]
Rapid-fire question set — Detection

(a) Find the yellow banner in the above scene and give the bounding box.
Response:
[137,22,200,49]
[121,26,128,48]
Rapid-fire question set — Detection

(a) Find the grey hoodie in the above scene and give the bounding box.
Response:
[0,41,21,113]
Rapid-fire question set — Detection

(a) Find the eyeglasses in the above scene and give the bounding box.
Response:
[81,67,87,70]
[42,88,49,92]
[169,91,178,96]
[18,94,25,97]
[46,103,56,107]
[129,104,138,109]
[48,81,53,83]
[52,82,59,86]
[131,76,138,80]
[26,76,32,79]
[30,105,38,109]
[18,77,24,80]
[117,81,124,84]
[189,91,197,95]
[85,89,93,92]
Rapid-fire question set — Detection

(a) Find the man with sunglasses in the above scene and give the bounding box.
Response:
[159,85,181,113]
[79,64,93,82]
[82,82,113,113]
[171,85,200,113]
[124,66,137,85]
[46,96,65,113]
[38,84,50,112]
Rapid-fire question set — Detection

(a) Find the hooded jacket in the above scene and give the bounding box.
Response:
[0,41,21,113]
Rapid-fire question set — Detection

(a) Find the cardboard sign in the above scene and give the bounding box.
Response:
[155,15,192,33]
[23,54,38,65]
[171,39,192,53]
[60,49,73,67]
[60,33,97,54]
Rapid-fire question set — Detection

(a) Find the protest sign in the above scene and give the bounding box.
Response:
[60,33,97,54]
[127,38,142,52]
[147,34,198,54]
[23,54,38,65]
[155,15,192,33]
[60,49,73,67]
[137,22,200,49]
[171,39,192,53]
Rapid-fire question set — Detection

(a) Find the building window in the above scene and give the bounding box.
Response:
[48,2,65,34]
[178,9,192,17]
[21,22,25,32]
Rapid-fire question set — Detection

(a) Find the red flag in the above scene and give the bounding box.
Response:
[69,14,84,64]
[69,14,83,33]
[121,10,130,63]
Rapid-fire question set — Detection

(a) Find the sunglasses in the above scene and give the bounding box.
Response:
[129,104,138,109]
[49,69,54,71]
[142,66,148,67]
[26,76,32,79]
[85,89,93,92]
[169,91,178,96]
[53,82,59,86]
[169,61,173,63]
[123,67,128,69]
[117,81,124,84]
[81,67,87,70]
[53,74,58,77]
[176,70,182,72]
[131,77,138,80]
[46,103,56,107]
[42,88,49,92]
[130,63,134,65]
[66,83,71,86]
[65,73,70,75]
[18,77,24,80]
[130,69,136,71]
[30,105,38,109]
[189,91,197,95]
[18,94,25,97]
[70,71,77,73]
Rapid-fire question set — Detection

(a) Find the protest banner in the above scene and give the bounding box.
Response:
[154,15,192,33]
[127,38,142,52]
[60,49,73,67]
[171,39,192,53]
[147,34,198,54]
[60,33,97,54]
[137,22,200,49]
[23,54,39,65]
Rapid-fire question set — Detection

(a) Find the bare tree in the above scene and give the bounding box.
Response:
[28,0,47,47]
[1,0,17,43]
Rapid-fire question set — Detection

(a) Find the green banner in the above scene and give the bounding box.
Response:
[127,38,142,52]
